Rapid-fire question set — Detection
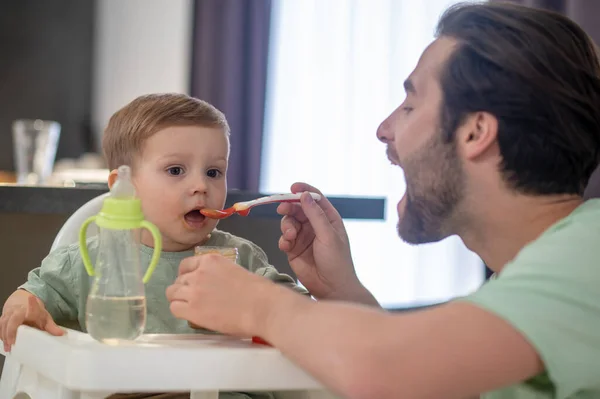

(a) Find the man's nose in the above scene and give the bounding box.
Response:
[376,120,393,144]
[376,111,397,144]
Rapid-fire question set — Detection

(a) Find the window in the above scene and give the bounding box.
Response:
[261,0,484,307]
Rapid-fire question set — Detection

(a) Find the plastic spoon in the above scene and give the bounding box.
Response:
[200,192,322,219]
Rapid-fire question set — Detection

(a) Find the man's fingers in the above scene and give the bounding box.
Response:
[299,191,335,239]
[166,283,181,301]
[281,184,340,229]
[283,227,298,240]
[178,257,200,276]
[166,283,193,302]
[277,202,309,223]
[277,202,293,215]
[279,236,293,252]
[280,215,301,236]
[165,283,179,301]
[279,217,300,253]
[169,299,192,321]
[178,253,227,277]
[290,183,341,223]
[290,182,323,196]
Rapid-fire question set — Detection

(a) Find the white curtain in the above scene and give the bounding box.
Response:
[261,0,484,307]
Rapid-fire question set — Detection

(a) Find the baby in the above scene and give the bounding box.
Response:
[0,93,307,399]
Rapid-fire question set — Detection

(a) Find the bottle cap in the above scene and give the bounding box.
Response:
[96,165,144,230]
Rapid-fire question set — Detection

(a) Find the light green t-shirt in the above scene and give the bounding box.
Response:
[462,199,600,399]
[20,229,307,333]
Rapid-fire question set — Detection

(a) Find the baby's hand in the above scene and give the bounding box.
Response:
[0,295,64,352]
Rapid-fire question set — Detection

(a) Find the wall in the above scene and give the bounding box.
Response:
[92,0,193,148]
[0,1,95,170]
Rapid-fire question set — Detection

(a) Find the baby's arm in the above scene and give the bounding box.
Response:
[1,244,80,350]
[1,289,64,351]
[241,241,310,296]
[259,266,310,295]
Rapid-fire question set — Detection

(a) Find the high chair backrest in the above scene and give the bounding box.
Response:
[51,192,110,252]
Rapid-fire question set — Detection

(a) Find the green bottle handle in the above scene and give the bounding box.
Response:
[79,217,162,284]
[140,220,162,283]
[80,216,97,278]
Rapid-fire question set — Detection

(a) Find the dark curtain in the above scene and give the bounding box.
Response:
[499,0,565,13]
[496,1,600,46]
[190,0,272,191]
[495,1,600,199]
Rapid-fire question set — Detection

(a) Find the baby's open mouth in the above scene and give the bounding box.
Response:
[184,209,206,228]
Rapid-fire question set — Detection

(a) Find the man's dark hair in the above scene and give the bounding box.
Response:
[436,1,600,196]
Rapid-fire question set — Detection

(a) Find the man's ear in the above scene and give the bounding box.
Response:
[457,111,499,161]
[107,169,118,189]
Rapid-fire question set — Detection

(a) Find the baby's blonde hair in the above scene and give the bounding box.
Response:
[102,93,230,170]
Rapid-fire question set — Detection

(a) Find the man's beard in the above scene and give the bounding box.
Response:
[396,132,464,244]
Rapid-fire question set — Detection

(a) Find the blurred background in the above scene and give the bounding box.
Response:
[2,0,599,308]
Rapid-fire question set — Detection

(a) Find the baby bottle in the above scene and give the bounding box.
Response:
[79,165,162,344]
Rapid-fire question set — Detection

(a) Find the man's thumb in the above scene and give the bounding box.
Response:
[300,191,333,237]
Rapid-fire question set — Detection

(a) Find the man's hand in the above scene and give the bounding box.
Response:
[278,182,378,305]
[0,292,64,352]
[166,254,296,337]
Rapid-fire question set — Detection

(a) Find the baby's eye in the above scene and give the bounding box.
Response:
[206,169,222,178]
[167,166,184,176]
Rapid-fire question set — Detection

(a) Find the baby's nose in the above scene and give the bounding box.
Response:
[190,178,209,195]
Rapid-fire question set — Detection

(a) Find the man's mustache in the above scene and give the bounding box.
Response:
[387,146,400,166]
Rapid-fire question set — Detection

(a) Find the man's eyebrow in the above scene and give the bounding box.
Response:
[404,78,417,95]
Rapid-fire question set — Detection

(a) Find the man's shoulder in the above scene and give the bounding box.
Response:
[548,198,600,235]
[548,198,600,234]
[461,200,600,398]
[508,199,600,272]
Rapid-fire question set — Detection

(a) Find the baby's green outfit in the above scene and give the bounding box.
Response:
[20,229,308,399]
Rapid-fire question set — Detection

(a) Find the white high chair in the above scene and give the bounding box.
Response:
[0,193,109,399]
[51,192,110,251]
[0,193,337,399]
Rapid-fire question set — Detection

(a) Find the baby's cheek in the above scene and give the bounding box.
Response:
[141,200,168,225]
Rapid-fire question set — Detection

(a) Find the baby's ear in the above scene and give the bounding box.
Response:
[107,169,119,189]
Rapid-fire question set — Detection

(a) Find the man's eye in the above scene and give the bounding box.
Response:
[167,167,184,176]
[207,169,221,178]
[402,106,413,114]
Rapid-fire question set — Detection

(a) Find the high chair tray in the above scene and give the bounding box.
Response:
[0,325,323,393]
